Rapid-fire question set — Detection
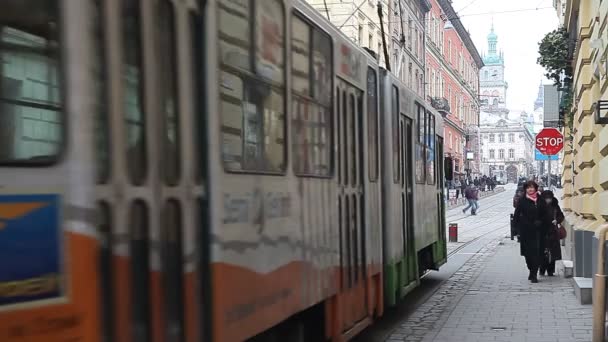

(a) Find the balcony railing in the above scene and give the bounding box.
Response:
[430,97,450,117]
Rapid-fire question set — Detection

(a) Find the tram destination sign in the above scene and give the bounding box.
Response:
[535,128,564,155]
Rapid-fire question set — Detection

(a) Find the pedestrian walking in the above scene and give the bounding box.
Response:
[454,178,462,198]
[462,185,479,215]
[539,190,565,276]
[460,181,467,200]
[513,180,550,283]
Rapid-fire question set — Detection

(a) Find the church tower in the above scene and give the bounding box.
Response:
[533,80,544,110]
[479,24,508,112]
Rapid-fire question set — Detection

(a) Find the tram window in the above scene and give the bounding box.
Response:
[312,29,332,107]
[129,200,150,342]
[427,113,435,185]
[391,86,399,184]
[291,15,332,177]
[349,93,356,186]
[94,0,110,183]
[291,16,310,96]
[415,104,426,183]
[0,1,62,164]
[219,0,286,173]
[123,0,147,185]
[190,11,204,184]
[97,202,114,342]
[342,90,347,184]
[367,68,378,182]
[336,86,341,183]
[162,200,185,342]
[159,0,180,185]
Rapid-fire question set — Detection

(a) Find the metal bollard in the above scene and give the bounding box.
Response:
[449,223,458,242]
[592,224,608,342]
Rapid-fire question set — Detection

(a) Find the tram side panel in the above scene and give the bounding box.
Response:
[412,106,445,271]
[378,73,419,307]
[209,1,340,341]
[0,1,101,342]
[330,29,383,337]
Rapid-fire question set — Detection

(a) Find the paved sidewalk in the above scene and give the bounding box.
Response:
[387,238,593,342]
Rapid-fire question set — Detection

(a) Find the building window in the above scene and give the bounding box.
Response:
[489,134,495,143]
[499,134,504,143]
[509,149,514,159]
[448,39,451,62]
[509,133,515,142]
[499,149,505,159]
[358,24,363,44]
[489,149,495,159]
[449,132,453,149]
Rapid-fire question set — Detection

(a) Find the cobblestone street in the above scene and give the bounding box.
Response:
[383,186,593,342]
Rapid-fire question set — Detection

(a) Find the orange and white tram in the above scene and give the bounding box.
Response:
[0,1,445,341]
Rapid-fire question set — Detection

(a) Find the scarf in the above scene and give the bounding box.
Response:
[526,192,538,202]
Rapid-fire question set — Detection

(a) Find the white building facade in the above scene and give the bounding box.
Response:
[479,112,535,182]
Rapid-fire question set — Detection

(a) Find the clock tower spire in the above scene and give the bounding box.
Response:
[479,24,508,112]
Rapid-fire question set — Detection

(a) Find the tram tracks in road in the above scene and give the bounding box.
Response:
[445,193,511,222]
[447,222,509,258]
[445,189,514,259]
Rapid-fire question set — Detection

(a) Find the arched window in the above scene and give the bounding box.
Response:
[499,149,505,159]
[499,134,505,143]
[509,133,515,142]
[489,149,495,159]
[509,149,515,159]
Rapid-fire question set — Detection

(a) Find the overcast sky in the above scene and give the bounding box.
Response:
[451,0,559,112]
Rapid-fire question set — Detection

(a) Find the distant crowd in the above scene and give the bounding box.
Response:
[448,175,498,200]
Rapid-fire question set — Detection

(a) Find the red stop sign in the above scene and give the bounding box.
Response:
[536,128,564,155]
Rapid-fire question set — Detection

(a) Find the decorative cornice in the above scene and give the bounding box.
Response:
[437,0,484,69]
[443,116,466,135]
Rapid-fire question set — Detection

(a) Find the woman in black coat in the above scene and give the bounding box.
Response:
[514,180,550,283]
[539,190,565,276]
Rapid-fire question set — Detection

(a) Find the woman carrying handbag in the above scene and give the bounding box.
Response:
[540,190,565,276]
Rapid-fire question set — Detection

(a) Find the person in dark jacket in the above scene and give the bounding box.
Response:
[514,180,550,283]
[539,190,565,276]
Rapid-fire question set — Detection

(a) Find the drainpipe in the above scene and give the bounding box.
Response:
[593,224,608,342]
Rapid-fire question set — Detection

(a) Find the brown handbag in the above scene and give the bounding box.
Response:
[557,223,567,239]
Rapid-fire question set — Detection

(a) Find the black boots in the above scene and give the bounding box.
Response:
[529,270,539,283]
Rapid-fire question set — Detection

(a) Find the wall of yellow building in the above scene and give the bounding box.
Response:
[562,0,608,232]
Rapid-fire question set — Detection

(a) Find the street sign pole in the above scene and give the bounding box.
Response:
[535,128,564,189]
[548,158,551,190]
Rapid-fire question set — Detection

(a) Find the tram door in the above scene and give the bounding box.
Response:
[95,1,205,342]
[337,82,367,328]
[400,116,416,282]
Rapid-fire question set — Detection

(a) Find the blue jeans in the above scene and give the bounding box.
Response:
[463,199,479,213]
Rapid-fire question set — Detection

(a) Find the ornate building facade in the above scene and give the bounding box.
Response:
[560,0,608,279]
[306,0,430,95]
[479,25,508,112]
[477,26,535,182]
[425,0,483,178]
[479,111,535,182]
